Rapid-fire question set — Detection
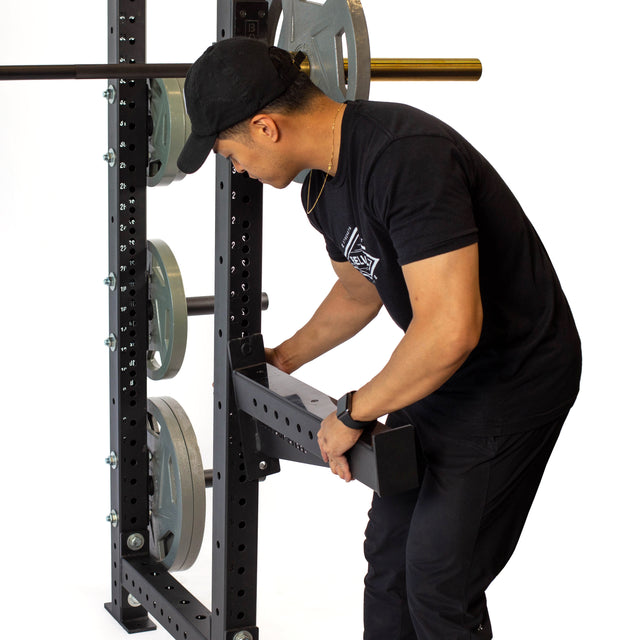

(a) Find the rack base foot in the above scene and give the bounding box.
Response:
[105,602,157,634]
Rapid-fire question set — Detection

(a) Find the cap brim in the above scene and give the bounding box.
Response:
[177,131,217,174]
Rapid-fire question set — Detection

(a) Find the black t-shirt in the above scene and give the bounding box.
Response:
[303,100,581,435]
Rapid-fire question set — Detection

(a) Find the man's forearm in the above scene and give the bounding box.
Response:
[350,245,483,421]
[351,315,481,422]
[273,279,382,373]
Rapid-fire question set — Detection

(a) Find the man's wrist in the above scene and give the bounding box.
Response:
[336,391,377,430]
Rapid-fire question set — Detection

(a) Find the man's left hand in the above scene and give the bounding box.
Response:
[317,412,364,482]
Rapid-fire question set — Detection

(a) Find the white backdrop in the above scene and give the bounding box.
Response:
[1,1,638,638]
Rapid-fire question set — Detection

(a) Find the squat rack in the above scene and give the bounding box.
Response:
[0,2,481,638]
[101,2,423,638]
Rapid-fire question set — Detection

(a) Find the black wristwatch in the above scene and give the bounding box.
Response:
[336,391,377,430]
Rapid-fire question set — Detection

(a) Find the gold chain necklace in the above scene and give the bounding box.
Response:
[306,103,345,215]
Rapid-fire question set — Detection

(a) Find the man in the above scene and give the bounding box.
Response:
[177,37,581,639]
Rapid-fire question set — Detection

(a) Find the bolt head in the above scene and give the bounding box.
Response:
[103,149,116,167]
[127,594,141,607]
[103,85,116,104]
[127,533,145,551]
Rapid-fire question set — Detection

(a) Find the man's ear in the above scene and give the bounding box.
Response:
[249,114,280,143]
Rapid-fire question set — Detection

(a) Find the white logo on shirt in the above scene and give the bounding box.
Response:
[343,227,380,282]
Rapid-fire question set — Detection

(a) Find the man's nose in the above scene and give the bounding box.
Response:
[232,160,245,173]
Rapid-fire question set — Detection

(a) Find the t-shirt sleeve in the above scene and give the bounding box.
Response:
[308,213,347,262]
[368,135,479,265]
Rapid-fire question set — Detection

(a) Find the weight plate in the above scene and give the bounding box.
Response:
[147,397,206,571]
[146,239,188,380]
[276,0,371,102]
[148,77,192,187]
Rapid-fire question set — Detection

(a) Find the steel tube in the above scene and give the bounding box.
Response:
[186,296,216,317]
[0,58,481,81]
[0,63,190,81]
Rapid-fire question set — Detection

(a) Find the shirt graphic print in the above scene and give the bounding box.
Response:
[342,227,380,282]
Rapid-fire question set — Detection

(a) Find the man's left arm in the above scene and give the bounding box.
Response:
[318,242,483,481]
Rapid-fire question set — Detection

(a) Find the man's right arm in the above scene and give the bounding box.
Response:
[266,259,383,374]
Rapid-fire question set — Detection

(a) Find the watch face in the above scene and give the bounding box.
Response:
[337,392,350,418]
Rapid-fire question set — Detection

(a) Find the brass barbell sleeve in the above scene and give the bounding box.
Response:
[370,58,481,81]
[298,57,482,81]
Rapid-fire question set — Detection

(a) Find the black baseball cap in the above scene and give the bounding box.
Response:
[177,37,302,174]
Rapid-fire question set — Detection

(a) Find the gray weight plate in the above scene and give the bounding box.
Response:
[146,239,188,380]
[148,77,192,187]
[147,397,206,571]
[276,0,371,102]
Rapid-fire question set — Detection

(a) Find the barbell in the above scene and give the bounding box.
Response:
[1,0,481,188]
[0,58,481,82]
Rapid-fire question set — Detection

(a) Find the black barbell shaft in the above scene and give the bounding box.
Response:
[0,63,191,81]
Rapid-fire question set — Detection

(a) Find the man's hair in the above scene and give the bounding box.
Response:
[219,47,324,140]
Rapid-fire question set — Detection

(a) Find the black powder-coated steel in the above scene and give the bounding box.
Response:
[122,558,210,640]
[212,6,271,640]
[104,0,156,634]
[229,335,420,497]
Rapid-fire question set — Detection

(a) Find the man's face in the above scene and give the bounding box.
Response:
[214,135,296,189]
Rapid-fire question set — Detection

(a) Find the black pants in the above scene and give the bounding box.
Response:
[363,413,567,639]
